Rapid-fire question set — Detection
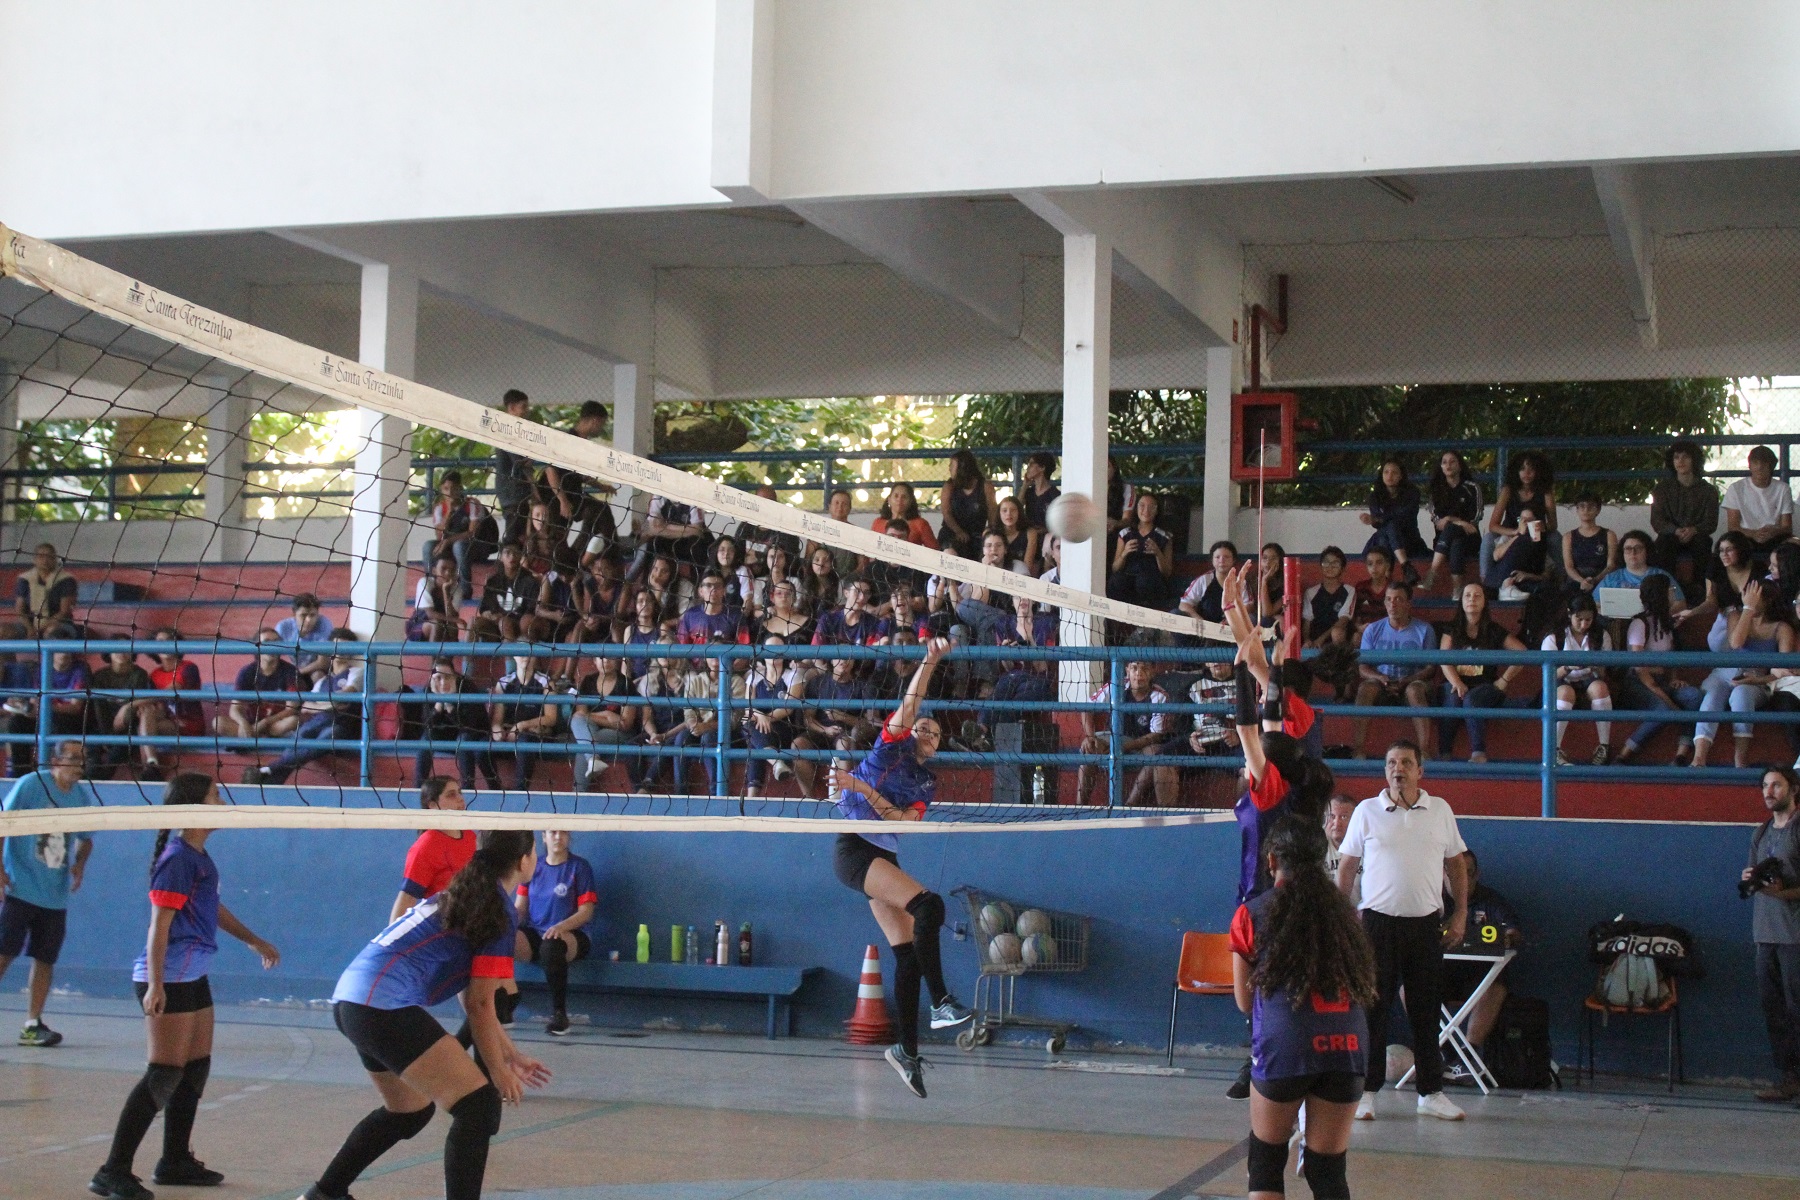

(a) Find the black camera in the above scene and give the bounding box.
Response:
[1740,856,1788,899]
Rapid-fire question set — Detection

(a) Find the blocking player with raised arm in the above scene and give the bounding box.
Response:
[90,774,281,1200]
[514,830,596,1037]
[829,636,972,1098]
[303,831,550,1200]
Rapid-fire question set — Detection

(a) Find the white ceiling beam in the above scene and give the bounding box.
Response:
[710,0,775,203]
[1591,164,1659,348]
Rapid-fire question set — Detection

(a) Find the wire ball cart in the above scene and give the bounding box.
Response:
[951,885,1092,1053]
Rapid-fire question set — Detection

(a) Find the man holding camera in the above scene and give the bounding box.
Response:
[1747,765,1800,1103]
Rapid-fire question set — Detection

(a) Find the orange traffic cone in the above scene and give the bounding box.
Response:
[844,943,895,1044]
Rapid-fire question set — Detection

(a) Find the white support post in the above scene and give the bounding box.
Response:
[350,264,417,652]
[1202,346,1237,552]
[202,387,251,564]
[1059,233,1112,701]
[611,361,656,535]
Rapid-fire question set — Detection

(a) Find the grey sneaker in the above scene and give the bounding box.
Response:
[885,1044,927,1098]
[18,1020,61,1047]
[929,996,973,1030]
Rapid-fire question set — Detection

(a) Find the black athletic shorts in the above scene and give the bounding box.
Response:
[833,833,897,894]
[333,1001,451,1076]
[520,925,591,963]
[0,896,67,964]
[1253,1070,1365,1105]
[134,977,213,1014]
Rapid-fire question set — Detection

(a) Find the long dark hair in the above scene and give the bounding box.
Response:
[1250,816,1378,1009]
[1507,450,1555,496]
[1429,450,1472,513]
[1371,455,1409,502]
[1262,732,1333,823]
[1639,573,1675,643]
[150,772,215,878]
[946,449,983,492]
[437,829,535,949]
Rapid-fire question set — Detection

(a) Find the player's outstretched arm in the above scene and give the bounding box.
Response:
[885,636,948,737]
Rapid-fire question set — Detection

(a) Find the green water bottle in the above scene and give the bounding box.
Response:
[636,923,650,963]
[671,924,684,963]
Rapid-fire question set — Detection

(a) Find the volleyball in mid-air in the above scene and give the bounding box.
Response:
[1046,492,1101,544]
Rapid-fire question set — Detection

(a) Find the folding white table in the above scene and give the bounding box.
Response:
[1395,948,1517,1095]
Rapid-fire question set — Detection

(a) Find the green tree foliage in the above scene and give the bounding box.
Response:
[660,396,933,493]
[15,417,206,521]
[953,390,1210,488]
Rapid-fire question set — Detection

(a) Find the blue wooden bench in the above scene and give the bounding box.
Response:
[520,961,822,1039]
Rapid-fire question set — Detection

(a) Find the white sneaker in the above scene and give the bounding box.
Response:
[1417,1091,1465,1121]
[1354,1093,1376,1121]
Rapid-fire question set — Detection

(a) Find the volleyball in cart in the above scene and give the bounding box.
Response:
[951,885,1091,1054]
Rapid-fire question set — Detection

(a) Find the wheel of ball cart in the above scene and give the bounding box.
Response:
[975,1026,993,1047]
[956,1028,977,1052]
[1046,1034,1066,1055]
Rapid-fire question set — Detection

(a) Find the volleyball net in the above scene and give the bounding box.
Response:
[0,225,1245,837]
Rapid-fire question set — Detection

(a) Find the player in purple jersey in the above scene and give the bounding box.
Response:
[513,830,596,1036]
[829,636,972,1097]
[303,830,550,1200]
[92,774,280,1200]
[1230,817,1377,1200]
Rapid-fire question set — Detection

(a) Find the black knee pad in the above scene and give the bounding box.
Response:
[181,1055,212,1097]
[1300,1148,1349,1199]
[1245,1132,1288,1195]
[450,1083,502,1139]
[904,890,945,934]
[493,987,519,1025]
[144,1063,186,1110]
[389,1101,436,1140]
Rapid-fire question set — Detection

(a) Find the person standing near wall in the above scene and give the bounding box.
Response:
[0,740,93,1047]
[1335,740,1470,1122]
[1746,766,1800,1103]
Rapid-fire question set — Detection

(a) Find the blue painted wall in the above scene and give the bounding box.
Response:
[49,795,1771,1085]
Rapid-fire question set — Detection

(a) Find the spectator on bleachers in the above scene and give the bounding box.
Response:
[742,636,798,798]
[490,653,561,790]
[575,554,629,644]
[1107,493,1174,611]
[1001,593,1058,650]
[212,628,302,745]
[1302,546,1355,649]
[1361,455,1429,580]
[1352,546,1396,634]
[276,593,335,684]
[939,450,999,559]
[806,489,865,578]
[471,542,540,643]
[141,629,204,782]
[1724,445,1794,564]
[1561,494,1618,597]
[1178,541,1239,625]
[1106,457,1135,538]
[1423,450,1484,596]
[634,646,687,791]
[878,482,939,552]
[538,400,618,566]
[638,554,696,635]
[632,494,711,577]
[13,545,76,638]
[793,656,878,797]
[532,560,582,645]
[1078,660,1175,807]
[733,483,803,572]
[88,649,154,781]
[667,645,747,796]
[1546,594,1615,766]
[992,496,1034,575]
[570,652,637,792]
[1694,579,1794,769]
[414,656,499,791]
[518,498,560,577]
[618,591,665,681]
[1351,581,1435,758]
[491,388,538,545]
[759,577,813,647]
[407,556,468,644]
[804,546,842,615]
[1772,543,1800,610]
[1145,658,1238,801]
[1257,542,1288,628]
[1020,452,1059,546]
[945,535,1023,647]
[1038,534,1061,587]
[711,535,756,616]
[1615,575,1704,765]
[1681,531,1758,652]
[421,470,494,586]
[1598,530,1680,598]
[863,521,922,604]
[876,583,929,643]
[1437,582,1531,763]
[813,576,878,661]
[677,571,752,658]
[749,542,796,614]
[1651,440,1720,601]
[243,629,363,786]
[1485,451,1558,595]
[5,633,89,777]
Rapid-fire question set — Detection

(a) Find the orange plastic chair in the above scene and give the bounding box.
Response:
[1581,977,1683,1092]
[1167,931,1236,1066]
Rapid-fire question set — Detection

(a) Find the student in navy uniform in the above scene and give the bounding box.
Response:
[1230,817,1377,1200]
[304,830,550,1200]
[828,637,972,1097]
[91,774,280,1200]
[743,636,799,797]
[514,830,596,1036]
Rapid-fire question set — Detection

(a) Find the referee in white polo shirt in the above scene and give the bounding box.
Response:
[1335,738,1470,1122]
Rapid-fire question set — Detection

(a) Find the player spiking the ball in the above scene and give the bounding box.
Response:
[830,636,973,1098]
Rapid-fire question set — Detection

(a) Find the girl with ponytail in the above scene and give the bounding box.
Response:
[1230,815,1377,1200]
[307,829,549,1200]
[93,774,280,1200]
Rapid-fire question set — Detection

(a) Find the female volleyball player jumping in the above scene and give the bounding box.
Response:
[829,635,971,1098]
[1230,816,1377,1200]
[304,830,550,1200]
[90,774,281,1200]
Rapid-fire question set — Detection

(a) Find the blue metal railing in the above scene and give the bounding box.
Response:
[5,637,1796,818]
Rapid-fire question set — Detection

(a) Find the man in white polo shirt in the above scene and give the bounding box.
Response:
[1336,738,1470,1121]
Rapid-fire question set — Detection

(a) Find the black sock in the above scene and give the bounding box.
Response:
[106,1065,182,1173]
[892,941,922,1057]
[316,1104,436,1199]
[160,1086,199,1163]
[904,892,950,1006]
[444,1086,501,1200]
[543,937,569,1013]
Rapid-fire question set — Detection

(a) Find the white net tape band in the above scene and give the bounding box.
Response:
[0,225,1215,640]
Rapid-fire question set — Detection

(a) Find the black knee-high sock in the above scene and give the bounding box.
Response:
[455,989,520,1064]
[106,1064,183,1172]
[542,937,569,1014]
[316,1104,436,1199]
[904,891,950,1007]
[892,941,922,1057]
[444,1085,501,1200]
[160,1056,210,1162]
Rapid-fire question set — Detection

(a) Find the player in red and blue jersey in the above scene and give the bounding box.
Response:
[513,830,596,1036]
[93,774,280,1200]
[829,636,971,1098]
[1230,817,1376,1200]
[303,830,550,1200]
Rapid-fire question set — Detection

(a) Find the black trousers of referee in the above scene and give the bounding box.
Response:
[1362,909,1446,1096]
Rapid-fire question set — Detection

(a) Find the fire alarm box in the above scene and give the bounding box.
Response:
[1230,392,1298,482]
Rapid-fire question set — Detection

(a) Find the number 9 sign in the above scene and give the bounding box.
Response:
[1479,924,1499,945]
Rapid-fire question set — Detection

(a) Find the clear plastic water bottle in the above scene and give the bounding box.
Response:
[1031,766,1047,805]
[685,925,699,965]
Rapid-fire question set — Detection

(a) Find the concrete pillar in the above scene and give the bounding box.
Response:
[1202,346,1237,551]
[1058,233,1111,701]
[611,360,656,531]
[349,264,417,648]
[202,385,251,564]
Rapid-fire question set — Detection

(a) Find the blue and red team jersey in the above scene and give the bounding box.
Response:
[400,829,476,900]
[844,720,934,852]
[1235,692,1319,902]
[874,613,931,641]
[676,607,750,648]
[133,839,220,984]
[332,889,517,1010]
[811,609,877,648]
[517,854,597,932]
[1229,887,1369,1083]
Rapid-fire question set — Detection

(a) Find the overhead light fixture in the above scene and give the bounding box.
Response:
[1365,176,1417,205]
